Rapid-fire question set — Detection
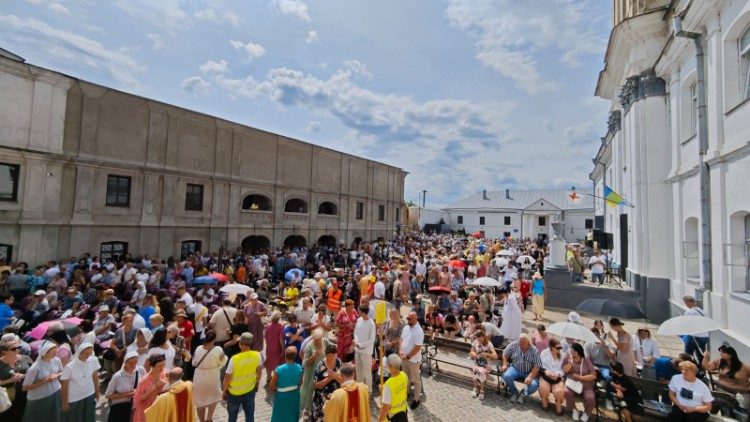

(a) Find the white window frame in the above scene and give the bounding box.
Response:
[689,82,698,138]
[741,26,750,100]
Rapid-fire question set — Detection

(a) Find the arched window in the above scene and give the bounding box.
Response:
[283,235,307,249]
[285,198,308,213]
[241,236,270,254]
[242,194,272,211]
[318,201,338,215]
[741,26,750,100]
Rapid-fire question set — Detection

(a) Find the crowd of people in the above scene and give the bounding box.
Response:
[0,233,748,422]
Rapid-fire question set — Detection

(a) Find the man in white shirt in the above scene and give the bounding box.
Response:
[208,299,237,347]
[176,286,194,306]
[589,251,606,285]
[682,295,709,361]
[399,311,425,409]
[295,297,315,325]
[353,305,376,390]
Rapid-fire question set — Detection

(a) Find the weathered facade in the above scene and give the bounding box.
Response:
[0,50,407,263]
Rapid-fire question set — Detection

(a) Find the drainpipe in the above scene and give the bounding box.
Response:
[674,16,712,299]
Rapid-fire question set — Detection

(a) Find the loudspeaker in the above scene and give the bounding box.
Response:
[594,215,605,230]
[594,231,613,250]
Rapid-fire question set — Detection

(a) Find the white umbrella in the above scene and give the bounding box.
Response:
[498,250,515,257]
[493,258,509,267]
[219,283,251,295]
[657,315,721,336]
[516,255,536,265]
[547,321,601,343]
[470,277,503,287]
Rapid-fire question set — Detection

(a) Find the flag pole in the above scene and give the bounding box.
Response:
[575,191,635,208]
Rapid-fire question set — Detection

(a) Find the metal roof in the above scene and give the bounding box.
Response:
[444,188,594,210]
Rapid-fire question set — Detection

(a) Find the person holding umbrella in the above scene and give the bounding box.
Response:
[682,296,710,362]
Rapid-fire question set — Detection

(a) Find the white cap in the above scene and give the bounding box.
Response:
[35,290,46,296]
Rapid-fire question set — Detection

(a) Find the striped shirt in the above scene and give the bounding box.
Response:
[503,341,542,373]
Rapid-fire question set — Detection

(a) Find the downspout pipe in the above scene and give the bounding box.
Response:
[674,16,712,299]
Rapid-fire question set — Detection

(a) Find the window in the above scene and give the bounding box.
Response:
[284,198,308,213]
[356,202,364,220]
[684,218,700,278]
[185,183,204,211]
[181,240,202,260]
[741,27,750,100]
[585,219,594,229]
[457,215,463,224]
[504,216,511,225]
[479,216,485,225]
[106,175,131,206]
[378,204,385,221]
[538,216,547,226]
[100,241,128,261]
[242,194,271,211]
[0,244,12,262]
[396,208,401,223]
[0,163,20,202]
[689,82,698,138]
[318,201,338,215]
[503,232,511,238]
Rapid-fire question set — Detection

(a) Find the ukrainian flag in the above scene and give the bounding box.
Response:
[603,185,631,207]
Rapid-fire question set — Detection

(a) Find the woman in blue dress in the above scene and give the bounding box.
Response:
[270,346,303,422]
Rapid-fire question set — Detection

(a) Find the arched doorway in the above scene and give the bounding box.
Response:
[283,235,307,249]
[317,235,336,248]
[241,236,270,254]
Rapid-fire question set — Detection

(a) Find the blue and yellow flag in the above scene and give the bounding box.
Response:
[603,185,631,207]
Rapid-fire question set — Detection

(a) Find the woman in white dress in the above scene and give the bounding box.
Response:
[192,330,227,422]
[499,288,522,341]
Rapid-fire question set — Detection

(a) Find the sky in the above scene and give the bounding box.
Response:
[1,0,613,208]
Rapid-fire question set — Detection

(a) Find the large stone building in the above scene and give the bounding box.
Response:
[408,189,594,243]
[0,49,407,264]
[591,0,750,355]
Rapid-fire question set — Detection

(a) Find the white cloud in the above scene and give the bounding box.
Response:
[199,59,229,75]
[0,14,145,87]
[270,0,310,22]
[342,60,372,80]
[444,0,606,94]
[180,75,211,94]
[113,0,189,36]
[306,121,321,132]
[47,2,71,16]
[230,40,266,62]
[305,30,318,44]
[146,33,165,50]
[194,9,240,27]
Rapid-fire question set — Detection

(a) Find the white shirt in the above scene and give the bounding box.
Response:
[354,317,377,355]
[310,313,330,328]
[198,288,215,305]
[374,281,386,300]
[415,263,427,276]
[481,322,503,338]
[61,355,101,402]
[633,336,660,365]
[189,303,208,334]
[399,323,425,363]
[540,348,565,377]
[684,307,709,337]
[147,345,176,370]
[209,306,237,342]
[589,256,605,274]
[669,374,713,408]
[180,292,194,306]
[132,314,146,330]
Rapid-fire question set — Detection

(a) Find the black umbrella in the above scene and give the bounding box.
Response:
[576,299,646,319]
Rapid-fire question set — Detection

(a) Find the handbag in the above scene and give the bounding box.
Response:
[565,361,584,394]
[0,386,11,413]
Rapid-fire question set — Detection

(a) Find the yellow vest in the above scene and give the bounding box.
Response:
[385,371,408,416]
[228,350,260,395]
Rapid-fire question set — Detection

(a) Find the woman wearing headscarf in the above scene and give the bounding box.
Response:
[22,342,64,422]
[105,351,146,422]
[60,342,100,422]
[132,354,167,422]
[127,327,153,368]
[46,322,74,366]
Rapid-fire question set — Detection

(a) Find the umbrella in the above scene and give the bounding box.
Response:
[219,283,251,295]
[209,272,229,283]
[493,258,509,267]
[193,275,217,285]
[472,231,483,239]
[498,250,515,257]
[26,317,83,341]
[657,315,721,336]
[428,286,451,294]
[547,321,601,343]
[470,277,503,287]
[448,260,466,268]
[285,268,305,281]
[516,255,536,265]
[576,299,646,319]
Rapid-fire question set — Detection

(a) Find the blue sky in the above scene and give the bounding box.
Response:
[1,0,612,208]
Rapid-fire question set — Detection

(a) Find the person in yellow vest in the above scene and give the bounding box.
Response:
[323,363,370,422]
[222,332,263,422]
[378,354,409,422]
[144,367,194,422]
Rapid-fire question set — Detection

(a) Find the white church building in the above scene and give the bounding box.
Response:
[409,188,594,243]
[591,0,750,355]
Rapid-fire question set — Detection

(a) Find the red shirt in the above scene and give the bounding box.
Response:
[178,320,194,338]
